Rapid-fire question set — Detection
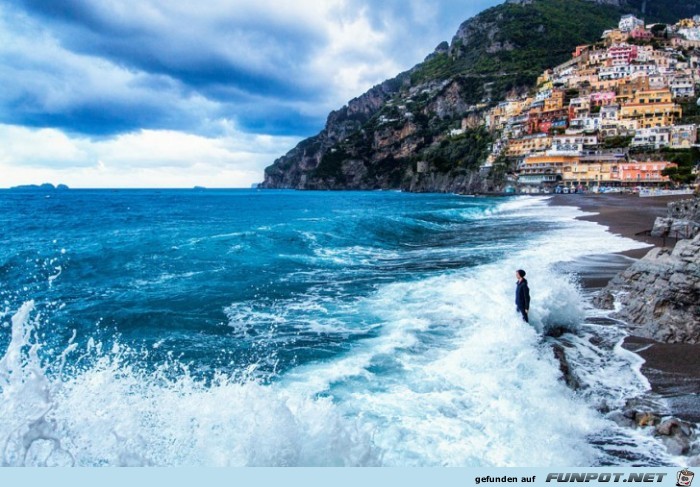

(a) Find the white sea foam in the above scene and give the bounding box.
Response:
[0,302,378,466]
[279,197,667,466]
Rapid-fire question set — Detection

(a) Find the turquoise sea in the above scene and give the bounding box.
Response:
[0,189,678,466]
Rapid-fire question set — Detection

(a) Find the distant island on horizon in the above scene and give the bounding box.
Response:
[9,183,70,191]
[2,186,268,191]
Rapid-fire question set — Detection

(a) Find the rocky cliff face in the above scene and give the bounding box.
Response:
[596,198,700,343]
[261,75,409,189]
[596,231,700,344]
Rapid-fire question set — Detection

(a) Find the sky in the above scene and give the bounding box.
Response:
[0,0,503,188]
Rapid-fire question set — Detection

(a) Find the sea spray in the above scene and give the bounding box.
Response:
[0,303,379,466]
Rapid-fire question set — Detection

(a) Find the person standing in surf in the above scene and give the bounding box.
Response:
[515,269,530,323]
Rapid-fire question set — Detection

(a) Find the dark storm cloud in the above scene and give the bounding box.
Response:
[1,0,504,137]
[11,0,327,99]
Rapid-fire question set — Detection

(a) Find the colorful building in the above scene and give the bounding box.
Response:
[619,161,676,185]
[608,43,638,65]
[505,134,553,157]
[670,124,698,148]
[563,151,628,187]
[590,91,617,107]
[603,29,630,46]
[544,90,566,111]
[620,89,682,129]
[630,27,653,41]
[518,154,580,186]
[616,75,650,104]
[569,97,591,120]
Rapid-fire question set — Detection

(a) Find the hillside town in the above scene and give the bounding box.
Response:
[479,14,700,194]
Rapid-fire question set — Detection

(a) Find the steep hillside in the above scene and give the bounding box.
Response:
[261,0,700,192]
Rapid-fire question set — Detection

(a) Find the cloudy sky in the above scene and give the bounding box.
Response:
[1,0,502,188]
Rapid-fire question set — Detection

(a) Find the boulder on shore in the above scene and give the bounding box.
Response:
[594,233,700,344]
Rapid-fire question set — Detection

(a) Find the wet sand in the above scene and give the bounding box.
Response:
[550,193,686,257]
[549,193,700,421]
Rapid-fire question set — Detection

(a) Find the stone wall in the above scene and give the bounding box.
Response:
[651,197,700,240]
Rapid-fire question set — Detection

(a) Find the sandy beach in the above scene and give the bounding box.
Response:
[550,193,687,257]
[550,193,700,421]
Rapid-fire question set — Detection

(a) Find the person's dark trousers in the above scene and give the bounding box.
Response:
[518,308,529,323]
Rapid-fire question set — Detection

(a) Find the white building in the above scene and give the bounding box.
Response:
[535,89,553,102]
[619,15,644,33]
[679,27,700,41]
[583,116,602,133]
[630,64,659,76]
[599,65,632,80]
[600,106,622,137]
[670,77,696,99]
[601,105,619,120]
[635,45,654,63]
[648,74,669,89]
[569,97,591,118]
[631,127,671,149]
[567,118,585,134]
[549,135,599,154]
[588,50,609,65]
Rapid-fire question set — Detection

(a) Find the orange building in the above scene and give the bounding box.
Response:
[603,29,630,46]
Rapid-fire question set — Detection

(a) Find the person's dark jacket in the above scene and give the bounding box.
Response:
[515,279,530,311]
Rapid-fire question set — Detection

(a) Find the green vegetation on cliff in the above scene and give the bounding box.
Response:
[662,148,700,185]
[419,128,492,174]
[411,0,625,102]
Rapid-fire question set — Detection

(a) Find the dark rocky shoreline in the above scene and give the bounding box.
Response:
[549,193,699,462]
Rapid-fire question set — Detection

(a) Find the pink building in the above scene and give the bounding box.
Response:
[590,91,617,106]
[630,27,653,41]
[608,44,638,66]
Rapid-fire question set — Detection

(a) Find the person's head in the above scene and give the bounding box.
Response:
[516,269,526,281]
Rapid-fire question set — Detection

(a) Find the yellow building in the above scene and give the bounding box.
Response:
[506,135,553,157]
[518,154,580,185]
[488,100,527,130]
[587,79,623,95]
[537,70,553,87]
[616,76,650,104]
[620,89,682,129]
[603,29,630,46]
[562,159,621,185]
